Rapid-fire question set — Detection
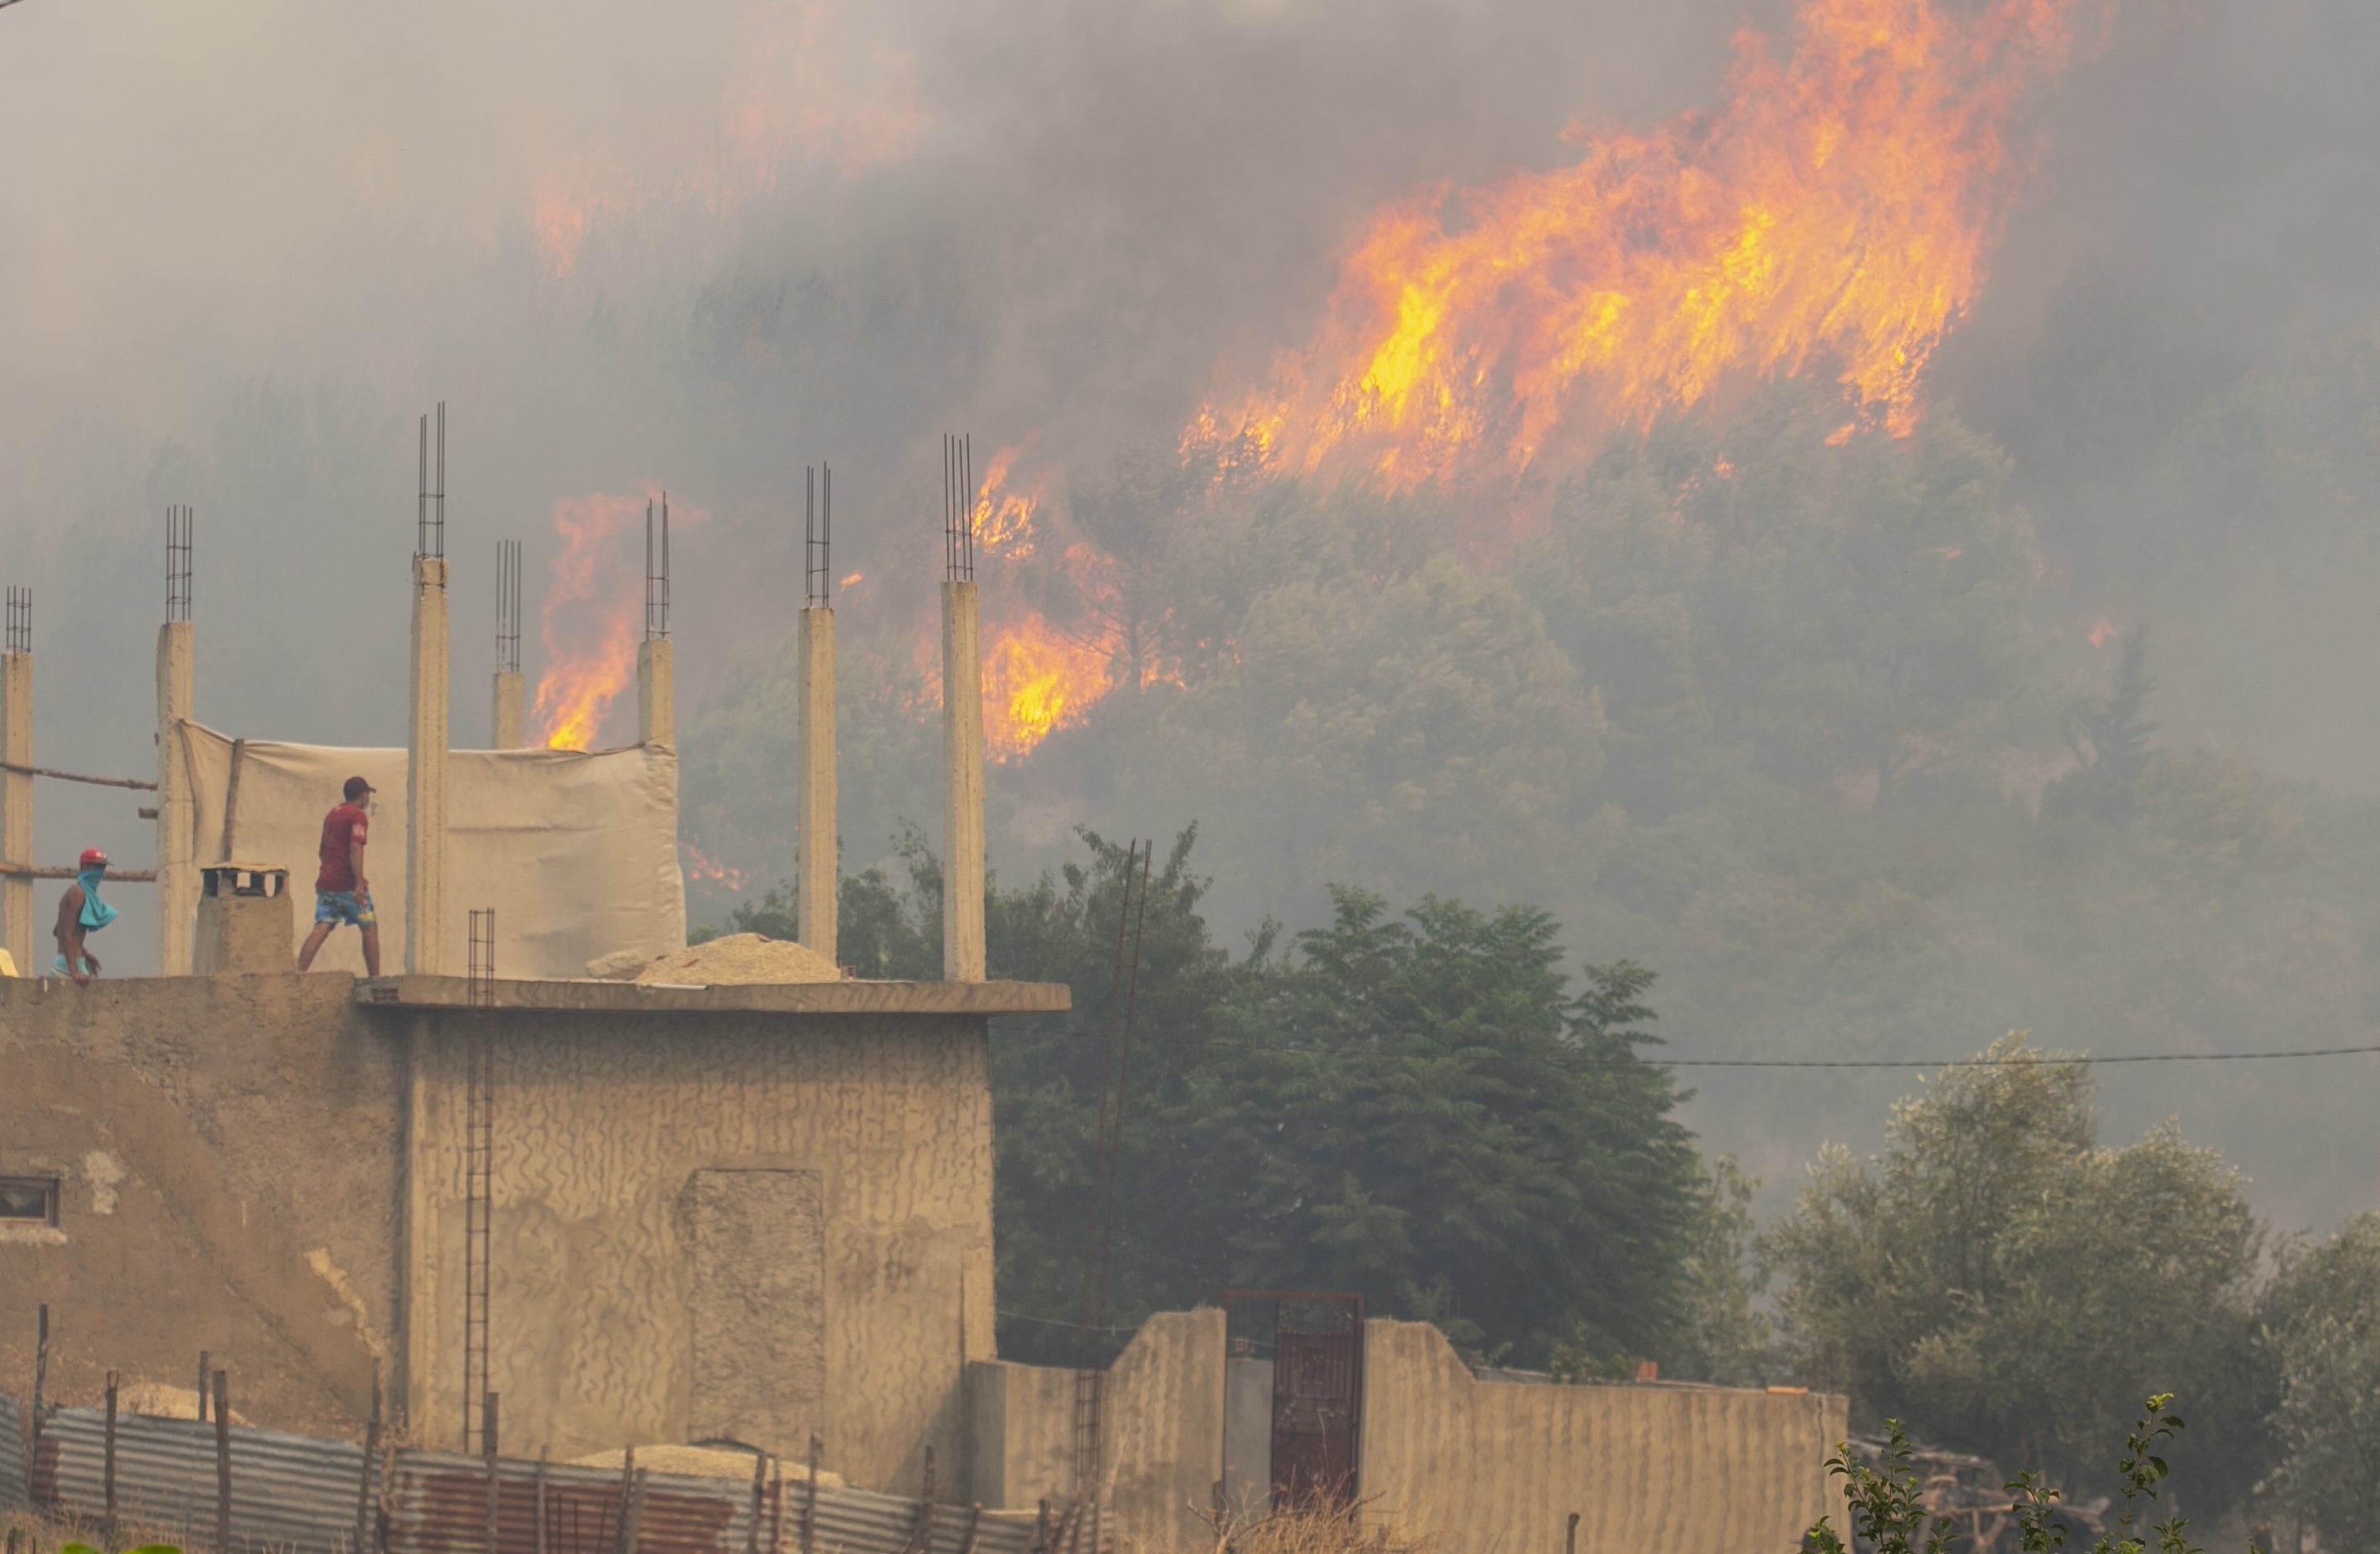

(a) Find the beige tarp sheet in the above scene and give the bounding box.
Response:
[174,723,685,979]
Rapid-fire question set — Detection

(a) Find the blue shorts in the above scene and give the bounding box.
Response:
[315,888,376,928]
[48,954,95,978]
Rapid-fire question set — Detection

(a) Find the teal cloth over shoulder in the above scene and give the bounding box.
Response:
[75,866,118,933]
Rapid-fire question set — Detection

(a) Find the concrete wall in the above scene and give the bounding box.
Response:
[966,1309,1224,1549]
[403,1009,1000,1492]
[966,1357,1072,1515]
[1220,1357,1274,1518]
[1359,1320,1847,1554]
[0,975,403,1436]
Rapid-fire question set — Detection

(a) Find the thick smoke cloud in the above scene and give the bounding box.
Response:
[6,0,2378,1233]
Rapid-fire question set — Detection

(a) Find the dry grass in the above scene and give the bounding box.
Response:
[2,1503,189,1554]
[1158,1502,1431,1554]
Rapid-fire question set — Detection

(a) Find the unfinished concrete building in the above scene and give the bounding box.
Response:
[2,453,1844,1553]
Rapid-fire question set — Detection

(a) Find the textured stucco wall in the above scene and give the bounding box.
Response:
[0,975,403,1435]
[968,1310,1224,1547]
[1360,1320,1848,1554]
[404,1010,999,1493]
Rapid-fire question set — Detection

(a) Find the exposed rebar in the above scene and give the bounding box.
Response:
[418,403,447,560]
[943,433,975,582]
[496,539,523,675]
[645,496,671,641]
[166,505,194,623]
[805,465,834,609]
[3,586,28,654]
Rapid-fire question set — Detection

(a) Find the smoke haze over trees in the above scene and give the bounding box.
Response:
[10,0,2380,1253]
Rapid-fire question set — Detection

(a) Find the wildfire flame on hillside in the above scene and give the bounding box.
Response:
[1192,0,2088,490]
[969,0,2092,755]
[533,489,705,750]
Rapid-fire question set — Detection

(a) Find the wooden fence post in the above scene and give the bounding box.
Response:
[746,1451,767,1554]
[908,1446,937,1554]
[198,1351,210,1423]
[801,1437,820,1554]
[213,1369,232,1554]
[767,1456,784,1554]
[533,1452,548,1554]
[623,1469,647,1554]
[103,1369,120,1548]
[613,1446,637,1554]
[30,1305,45,1458]
[356,1359,383,1554]
[483,1393,501,1554]
[1566,1511,1579,1554]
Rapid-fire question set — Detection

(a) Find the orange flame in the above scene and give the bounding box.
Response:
[983,610,1116,763]
[531,489,705,750]
[964,442,1120,760]
[681,839,746,890]
[1195,0,2090,490]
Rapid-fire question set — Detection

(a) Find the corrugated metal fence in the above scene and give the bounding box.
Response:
[1,1394,25,1514]
[20,1405,1040,1554]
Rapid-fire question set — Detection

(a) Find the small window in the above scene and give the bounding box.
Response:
[0,1178,59,1226]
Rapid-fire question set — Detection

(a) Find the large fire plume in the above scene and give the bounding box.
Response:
[532,489,705,750]
[1192,0,2090,491]
[967,0,2093,757]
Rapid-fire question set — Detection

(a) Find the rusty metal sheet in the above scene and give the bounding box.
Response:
[40,1405,368,1553]
[386,1454,746,1554]
[806,1483,1036,1554]
[383,1456,1035,1554]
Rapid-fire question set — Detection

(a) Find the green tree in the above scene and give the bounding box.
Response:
[1181,889,1703,1367]
[2258,1212,2380,1549]
[1767,1035,2263,1500]
[764,825,1714,1371]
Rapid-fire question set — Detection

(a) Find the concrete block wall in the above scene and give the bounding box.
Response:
[0,975,403,1436]
[404,1009,1001,1489]
[1357,1320,1848,1554]
[965,1309,1225,1551]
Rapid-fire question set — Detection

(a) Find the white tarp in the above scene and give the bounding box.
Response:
[174,723,686,979]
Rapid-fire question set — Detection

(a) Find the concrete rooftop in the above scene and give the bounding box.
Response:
[354,974,1072,1016]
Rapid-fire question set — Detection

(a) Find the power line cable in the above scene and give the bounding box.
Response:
[1086,1026,2380,1069]
[1611,1042,2380,1069]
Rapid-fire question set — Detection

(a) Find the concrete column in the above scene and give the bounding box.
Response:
[491,671,523,750]
[155,619,197,973]
[638,638,674,748]
[0,649,29,974]
[407,554,449,975]
[797,605,837,960]
[941,580,986,982]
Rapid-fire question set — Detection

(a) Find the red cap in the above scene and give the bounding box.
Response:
[79,847,108,869]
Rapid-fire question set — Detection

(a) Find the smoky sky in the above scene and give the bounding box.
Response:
[7,0,2380,1226]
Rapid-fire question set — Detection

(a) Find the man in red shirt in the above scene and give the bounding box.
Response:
[297,775,382,975]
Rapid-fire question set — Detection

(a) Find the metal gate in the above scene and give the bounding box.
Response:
[1223,1291,1364,1512]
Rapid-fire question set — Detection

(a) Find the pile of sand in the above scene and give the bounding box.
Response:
[630,934,844,986]
[568,1445,842,1487]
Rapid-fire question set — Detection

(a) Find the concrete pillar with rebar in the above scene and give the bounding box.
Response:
[941,436,987,983]
[798,464,838,960]
[407,407,451,975]
[638,499,674,748]
[492,538,524,750]
[1,589,31,974]
[156,507,197,973]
